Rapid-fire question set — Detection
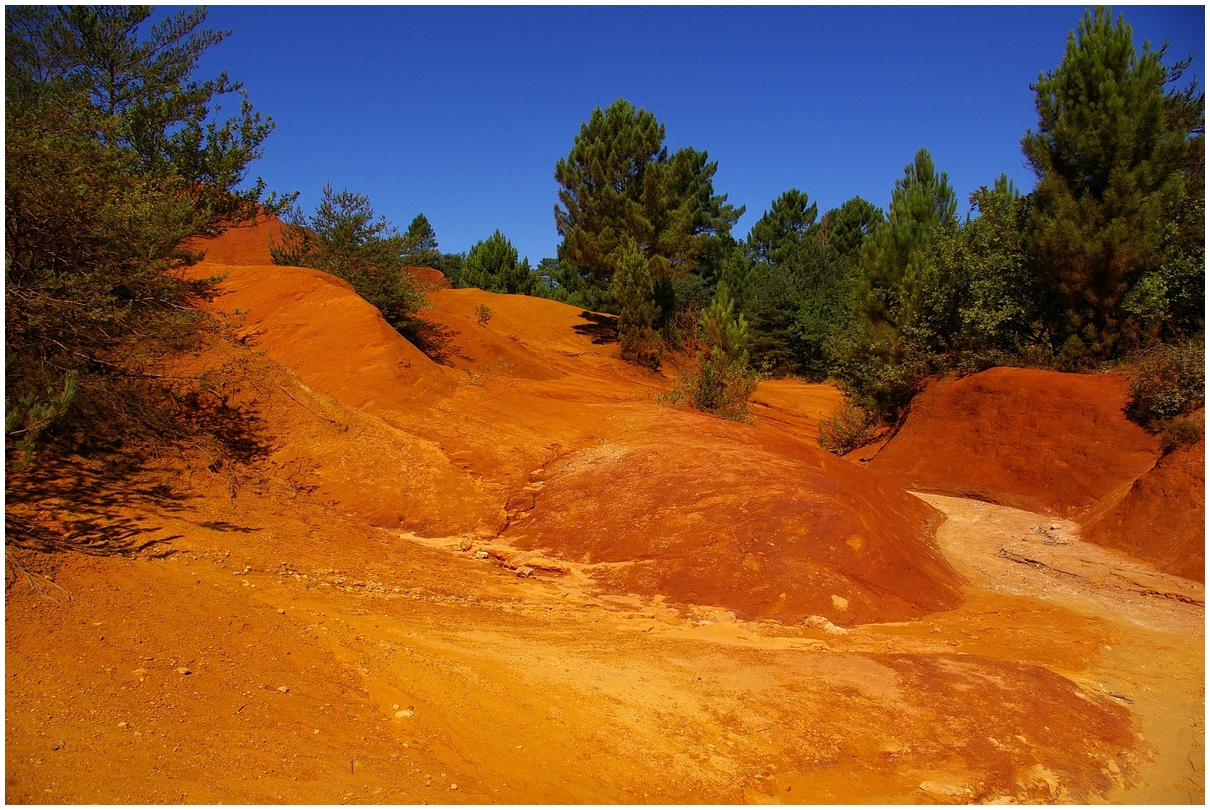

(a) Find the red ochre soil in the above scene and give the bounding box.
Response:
[1081,415,1205,582]
[865,367,1204,583]
[6,216,1201,804]
[867,367,1162,518]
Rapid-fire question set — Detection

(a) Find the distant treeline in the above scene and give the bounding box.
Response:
[6,6,1203,465]
[440,7,1204,426]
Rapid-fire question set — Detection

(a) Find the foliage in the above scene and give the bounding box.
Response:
[455,230,533,295]
[6,5,282,459]
[1125,340,1205,428]
[689,286,758,421]
[475,303,493,326]
[270,184,444,355]
[554,98,742,291]
[746,189,818,265]
[402,214,440,268]
[1158,417,1203,455]
[610,240,662,368]
[820,196,885,263]
[435,252,464,286]
[858,148,958,332]
[529,257,613,311]
[831,149,957,419]
[818,401,873,456]
[1023,7,1205,360]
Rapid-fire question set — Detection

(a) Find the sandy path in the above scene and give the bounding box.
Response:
[916,493,1205,803]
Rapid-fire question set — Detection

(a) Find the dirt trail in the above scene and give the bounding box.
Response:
[9,473,1200,803]
[914,494,1205,802]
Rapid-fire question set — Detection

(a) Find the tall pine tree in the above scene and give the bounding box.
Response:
[859,148,958,332]
[554,99,742,289]
[1023,7,1204,359]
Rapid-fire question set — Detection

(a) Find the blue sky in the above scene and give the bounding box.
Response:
[187,5,1204,264]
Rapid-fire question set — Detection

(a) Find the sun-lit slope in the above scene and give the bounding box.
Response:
[508,408,963,625]
[1080,416,1205,582]
[206,263,454,406]
[749,379,845,446]
[867,367,1161,518]
[186,214,286,265]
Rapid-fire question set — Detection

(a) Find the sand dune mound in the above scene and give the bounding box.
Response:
[868,367,1160,518]
[508,409,962,625]
[1081,421,1205,582]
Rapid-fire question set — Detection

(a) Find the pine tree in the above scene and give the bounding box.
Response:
[270,185,440,352]
[859,148,957,332]
[554,99,742,289]
[402,214,440,268]
[610,240,661,368]
[820,196,884,263]
[746,189,818,265]
[6,6,282,457]
[692,285,757,420]
[456,231,533,295]
[1023,6,1204,359]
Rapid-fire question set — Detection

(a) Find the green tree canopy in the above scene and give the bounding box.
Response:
[610,239,661,368]
[554,98,743,287]
[1023,6,1204,359]
[457,230,533,295]
[6,5,281,457]
[402,214,440,268]
[859,148,958,332]
[746,189,819,265]
[820,196,884,263]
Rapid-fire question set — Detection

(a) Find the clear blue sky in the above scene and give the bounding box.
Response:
[185,5,1204,264]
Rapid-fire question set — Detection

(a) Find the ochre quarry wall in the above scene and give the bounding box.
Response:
[1081,424,1205,583]
[867,368,1161,518]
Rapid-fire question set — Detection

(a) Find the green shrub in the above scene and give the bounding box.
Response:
[1158,417,1204,455]
[818,401,872,456]
[1126,340,1205,427]
[475,303,493,326]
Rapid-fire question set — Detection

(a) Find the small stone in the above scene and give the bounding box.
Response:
[516,566,535,578]
[475,550,490,560]
[830,594,849,611]
[450,784,458,791]
[176,667,191,675]
[117,722,128,729]
[277,609,285,614]
[392,704,400,711]
[803,615,848,635]
[133,668,150,677]
[395,708,414,719]
[51,742,62,751]
[277,686,289,694]
[458,539,473,552]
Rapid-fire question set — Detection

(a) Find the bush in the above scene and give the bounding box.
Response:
[475,304,493,326]
[270,184,450,358]
[1126,340,1205,427]
[818,401,872,456]
[1158,417,1204,455]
